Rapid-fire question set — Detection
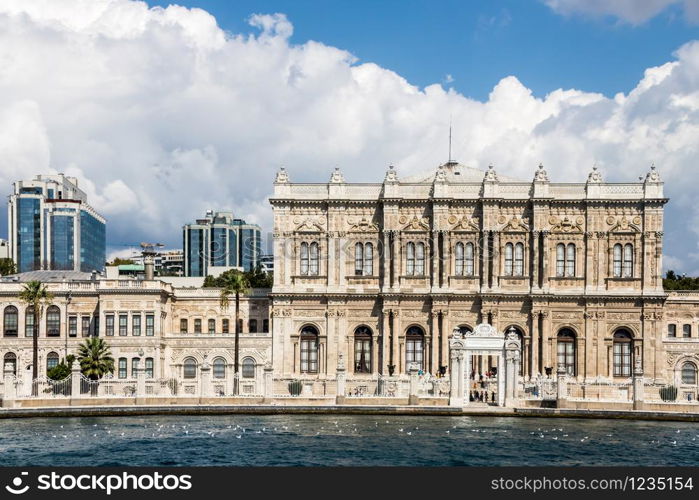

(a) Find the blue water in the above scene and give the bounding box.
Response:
[0,415,697,466]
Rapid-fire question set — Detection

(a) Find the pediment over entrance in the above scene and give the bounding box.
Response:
[451,323,504,351]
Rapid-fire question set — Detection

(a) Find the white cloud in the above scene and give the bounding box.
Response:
[0,1,698,271]
[543,0,699,25]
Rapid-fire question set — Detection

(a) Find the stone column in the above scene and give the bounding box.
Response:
[200,360,211,398]
[481,231,490,290]
[449,348,464,407]
[70,360,81,399]
[632,358,644,410]
[391,232,398,290]
[136,366,146,397]
[464,349,471,404]
[408,363,419,405]
[492,231,501,289]
[336,355,346,404]
[504,332,521,407]
[531,231,539,289]
[497,354,505,406]
[556,365,567,406]
[431,231,439,289]
[382,232,390,290]
[541,231,549,291]
[530,310,540,377]
[263,363,274,402]
[22,365,32,398]
[2,365,16,407]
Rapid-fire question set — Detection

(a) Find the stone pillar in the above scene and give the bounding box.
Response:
[2,365,16,407]
[391,232,398,290]
[492,231,500,289]
[556,365,567,406]
[70,360,81,399]
[200,360,211,398]
[408,363,419,405]
[504,329,521,407]
[336,356,346,404]
[263,363,274,402]
[431,231,439,289]
[382,232,390,290]
[531,231,539,289]
[632,358,644,410]
[449,349,464,407]
[136,367,146,397]
[22,365,33,398]
[497,354,505,406]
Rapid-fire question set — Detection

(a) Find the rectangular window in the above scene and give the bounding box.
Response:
[132,315,141,336]
[263,319,269,332]
[25,309,35,337]
[180,318,188,333]
[613,342,631,377]
[145,358,154,378]
[106,314,114,336]
[194,319,202,333]
[668,324,676,338]
[69,316,77,337]
[208,318,216,334]
[119,314,128,336]
[81,316,90,337]
[249,319,258,333]
[118,358,127,379]
[683,324,691,338]
[132,358,140,377]
[222,319,229,333]
[146,315,154,336]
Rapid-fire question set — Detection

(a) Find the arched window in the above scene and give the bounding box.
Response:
[668,324,676,338]
[455,242,464,276]
[242,357,256,378]
[25,307,35,337]
[557,329,576,376]
[465,242,475,276]
[183,357,197,379]
[364,243,373,275]
[566,243,576,277]
[213,357,226,379]
[405,326,424,372]
[613,244,622,277]
[194,318,202,333]
[300,242,309,275]
[132,357,140,377]
[683,324,692,338]
[354,326,372,373]
[46,306,60,337]
[118,358,127,379]
[300,325,318,374]
[504,243,514,276]
[309,242,320,275]
[556,243,565,277]
[180,318,188,333]
[355,242,364,275]
[623,243,633,278]
[514,242,524,276]
[3,306,18,337]
[406,242,415,275]
[249,319,258,333]
[145,357,154,378]
[208,319,215,334]
[681,362,697,385]
[458,325,473,335]
[46,352,59,373]
[613,330,633,377]
[415,242,425,275]
[222,318,229,334]
[4,352,17,376]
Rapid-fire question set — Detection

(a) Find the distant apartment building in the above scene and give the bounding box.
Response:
[7,174,106,273]
[183,211,261,276]
[131,249,184,276]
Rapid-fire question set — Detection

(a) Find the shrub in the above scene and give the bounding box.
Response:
[288,379,302,396]
[659,385,678,402]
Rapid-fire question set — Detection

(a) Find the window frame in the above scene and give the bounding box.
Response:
[300,326,319,374]
[132,314,141,336]
[46,306,60,337]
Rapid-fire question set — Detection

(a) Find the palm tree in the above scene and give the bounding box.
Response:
[77,337,114,380]
[219,270,250,394]
[18,281,53,383]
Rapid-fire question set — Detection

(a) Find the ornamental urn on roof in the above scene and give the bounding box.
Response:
[274,166,290,184]
[533,163,549,182]
[329,167,345,183]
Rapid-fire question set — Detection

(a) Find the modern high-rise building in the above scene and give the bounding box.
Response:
[7,174,106,273]
[183,210,261,276]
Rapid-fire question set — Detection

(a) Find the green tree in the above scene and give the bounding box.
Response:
[246,263,273,288]
[77,338,114,380]
[46,354,76,381]
[107,257,135,266]
[18,281,53,383]
[0,258,16,276]
[663,270,699,290]
[218,269,250,394]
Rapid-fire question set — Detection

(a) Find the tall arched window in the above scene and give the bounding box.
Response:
[354,326,372,373]
[249,319,258,333]
[354,243,364,275]
[681,362,697,385]
[46,352,59,373]
[25,307,35,337]
[208,319,216,334]
[455,242,464,276]
[613,330,633,377]
[3,306,18,337]
[364,242,373,275]
[180,318,188,333]
[613,244,623,277]
[46,306,60,337]
[145,358,154,378]
[465,242,474,276]
[309,242,320,275]
[557,329,576,375]
[566,243,576,277]
[406,242,415,275]
[504,243,514,276]
[458,325,473,335]
[213,357,226,379]
[623,243,633,278]
[300,242,309,275]
[242,357,256,378]
[405,326,425,372]
[300,325,319,374]
[514,243,524,276]
[505,326,525,375]
[183,357,197,379]
[556,243,565,277]
[4,352,17,376]
[415,242,425,275]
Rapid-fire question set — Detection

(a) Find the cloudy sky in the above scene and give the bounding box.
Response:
[1,0,699,271]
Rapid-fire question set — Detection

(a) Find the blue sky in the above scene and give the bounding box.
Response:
[147,0,699,100]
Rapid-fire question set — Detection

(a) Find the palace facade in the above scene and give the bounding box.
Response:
[269,161,699,394]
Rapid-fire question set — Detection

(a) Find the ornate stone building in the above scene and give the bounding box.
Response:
[270,161,699,397]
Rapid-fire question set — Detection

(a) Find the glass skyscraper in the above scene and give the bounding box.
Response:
[183,210,261,276]
[8,174,106,273]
